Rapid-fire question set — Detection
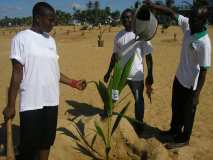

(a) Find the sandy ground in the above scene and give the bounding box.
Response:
[0,25,213,160]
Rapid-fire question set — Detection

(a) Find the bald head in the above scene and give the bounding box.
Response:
[189,5,209,34]
[32,2,56,33]
[33,2,55,19]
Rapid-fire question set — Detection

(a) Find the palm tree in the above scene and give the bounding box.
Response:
[87,0,93,10]
[166,0,175,7]
[94,1,100,10]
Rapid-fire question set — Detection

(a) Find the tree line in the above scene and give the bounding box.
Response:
[0,1,120,27]
[1,0,211,27]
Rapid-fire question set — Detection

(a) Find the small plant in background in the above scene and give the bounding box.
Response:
[66,30,70,36]
[97,26,106,47]
[73,25,76,32]
[173,32,177,41]
[108,25,112,32]
[81,30,85,36]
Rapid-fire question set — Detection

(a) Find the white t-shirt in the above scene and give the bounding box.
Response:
[113,30,152,81]
[10,29,60,112]
[175,15,211,90]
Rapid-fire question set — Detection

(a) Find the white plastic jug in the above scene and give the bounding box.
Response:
[133,6,158,41]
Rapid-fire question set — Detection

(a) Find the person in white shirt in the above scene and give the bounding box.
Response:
[3,2,86,160]
[104,8,154,134]
[145,0,211,149]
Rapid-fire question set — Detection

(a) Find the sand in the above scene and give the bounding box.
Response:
[0,25,213,160]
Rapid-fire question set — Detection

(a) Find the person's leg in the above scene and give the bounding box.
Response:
[128,80,144,125]
[19,109,43,160]
[166,85,195,149]
[170,77,185,135]
[39,150,50,160]
[182,91,197,141]
[39,106,58,160]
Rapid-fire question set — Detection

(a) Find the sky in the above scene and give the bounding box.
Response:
[0,0,193,19]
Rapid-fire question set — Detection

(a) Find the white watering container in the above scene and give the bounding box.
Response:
[134,6,158,41]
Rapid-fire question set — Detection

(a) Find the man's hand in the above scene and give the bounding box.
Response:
[69,79,87,90]
[3,106,15,121]
[145,75,154,103]
[75,80,87,90]
[145,84,153,103]
[104,73,110,83]
[145,75,153,86]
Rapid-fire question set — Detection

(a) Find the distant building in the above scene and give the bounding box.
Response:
[68,19,81,25]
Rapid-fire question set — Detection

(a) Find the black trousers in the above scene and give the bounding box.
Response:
[170,77,197,141]
[18,106,58,160]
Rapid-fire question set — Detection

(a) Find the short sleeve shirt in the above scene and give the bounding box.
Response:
[113,30,152,81]
[10,29,60,112]
[175,15,211,90]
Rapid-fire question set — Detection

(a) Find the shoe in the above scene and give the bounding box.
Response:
[165,135,189,149]
[165,140,189,149]
[160,128,181,137]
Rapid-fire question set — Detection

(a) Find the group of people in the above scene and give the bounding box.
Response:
[2,0,211,159]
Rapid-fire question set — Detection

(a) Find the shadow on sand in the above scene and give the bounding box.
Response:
[66,100,103,118]
[57,117,102,160]
[132,123,173,144]
[63,100,172,159]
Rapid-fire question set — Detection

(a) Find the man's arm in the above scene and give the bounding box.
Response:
[193,67,208,105]
[60,73,86,90]
[144,0,177,19]
[145,54,153,103]
[145,54,153,85]
[104,53,118,83]
[3,59,23,121]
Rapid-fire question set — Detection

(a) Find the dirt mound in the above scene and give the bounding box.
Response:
[51,114,171,160]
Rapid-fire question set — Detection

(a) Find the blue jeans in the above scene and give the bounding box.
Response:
[127,80,144,124]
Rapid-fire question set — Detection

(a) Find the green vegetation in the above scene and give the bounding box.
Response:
[94,55,136,160]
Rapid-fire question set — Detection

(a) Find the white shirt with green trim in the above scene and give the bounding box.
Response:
[113,30,152,81]
[176,15,211,90]
[10,29,60,112]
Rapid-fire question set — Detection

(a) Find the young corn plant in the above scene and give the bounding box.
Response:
[94,54,137,160]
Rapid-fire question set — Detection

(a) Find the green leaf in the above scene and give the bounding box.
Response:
[95,122,106,146]
[96,81,109,105]
[123,115,143,127]
[118,54,135,92]
[107,77,113,115]
[111,102,130,136]
[91,134,97,148]
[112,61,122,90]
[112,112,143,127]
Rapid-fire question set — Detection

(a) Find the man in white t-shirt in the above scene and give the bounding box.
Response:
[2,2,86,160]
[146,0,211,149]
[104,8,154,133]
